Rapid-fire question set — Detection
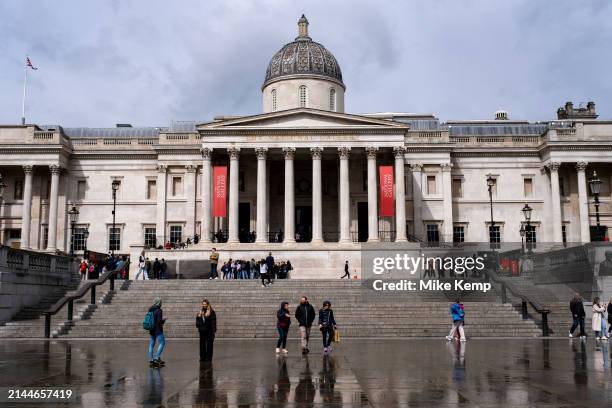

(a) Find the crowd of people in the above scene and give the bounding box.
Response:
[208,250,293,286]
[78,253,129,281]
[135,251,168,280]
[569,293,612,340]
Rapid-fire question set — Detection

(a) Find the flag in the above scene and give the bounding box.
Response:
[26,57,38,70]
[212,166,228,217]
[379,165,394,217]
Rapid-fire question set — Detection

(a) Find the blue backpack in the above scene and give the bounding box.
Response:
[143,311,155,331]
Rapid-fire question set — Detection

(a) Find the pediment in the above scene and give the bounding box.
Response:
[198,108,408,130]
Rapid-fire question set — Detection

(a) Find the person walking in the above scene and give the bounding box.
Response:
[295,296,316,355]
[147,297,166,367]
[569,293,587,339]
[209,248,219,279]
[318,300,337,354]
[261,260,271,287]
[341,261,350,279]
[608,298,612,336]
[135,250,148,280]
[445,299,466,342]
[196,299,217,362]
[276,301,291,354]
[592,297,607,340]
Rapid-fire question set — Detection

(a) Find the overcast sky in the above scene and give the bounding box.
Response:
[1,0,611,127]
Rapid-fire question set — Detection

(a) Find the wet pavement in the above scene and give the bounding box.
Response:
[0,338,610,407]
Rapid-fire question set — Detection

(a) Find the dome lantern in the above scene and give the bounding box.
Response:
[297,14,310,40]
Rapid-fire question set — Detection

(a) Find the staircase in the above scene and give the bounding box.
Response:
[61,280,542,338]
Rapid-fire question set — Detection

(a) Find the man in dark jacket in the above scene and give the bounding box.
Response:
[569,293,586,338]
[341,260,350,279]
[196,299,217,362]
[152,258,161,280]
[266,252,275,282]
[295,296,316,354]
[148,297,166,367]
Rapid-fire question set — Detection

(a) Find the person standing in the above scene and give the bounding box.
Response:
[445,299,466,342]
[159,259,167,280]
[318,300,337,354]
[276,301,291,354]
[260,260,271,287]
[341,261,350,279]
[608,298,612,336]
[196,299,217,362]
[592,297,607,340]
[209,248,219,279]
[147,297,166,367]
[153,258,161,280]
[295,296,315,355]
[569,293,587,339]
[266,253,275,284]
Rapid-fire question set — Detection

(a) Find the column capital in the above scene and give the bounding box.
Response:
[576,161,588,171]
[338,146,351,158]
[49,164,62,175]
[393,146,406,157]
[157,164,168,173]
[200,147,213,159]
[440,162,453,172]
[255,147,268,159]
[546,161,561,172]
[410,163,423,172]
[185,165,198,173]
[228,147,240,159]
[23,165,34,175]
[282,147,296,159]
[365,147,379,158]
[310,147,323,159]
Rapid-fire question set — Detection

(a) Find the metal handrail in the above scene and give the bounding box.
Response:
[42,262,129,338]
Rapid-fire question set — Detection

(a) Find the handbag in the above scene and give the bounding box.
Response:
[333,328,340,343]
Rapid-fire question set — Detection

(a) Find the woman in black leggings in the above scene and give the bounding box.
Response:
[318,300,336,354]
[276,301,291,354]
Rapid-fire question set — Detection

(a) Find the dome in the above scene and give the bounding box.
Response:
[263,15,344,90]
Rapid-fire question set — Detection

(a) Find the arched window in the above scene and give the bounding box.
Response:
[299,85,308,108]
[329,88,336,111]
[271,89,277,111]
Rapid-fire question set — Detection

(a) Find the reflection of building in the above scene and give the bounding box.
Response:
[0,16,611,259]
[598,251,612,276]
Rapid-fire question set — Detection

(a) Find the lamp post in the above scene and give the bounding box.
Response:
[111,180,120,255]
[486,174,496,247]
[519,224,525,254]
[588,171,603,241]
[522,203,533,253]
[67,205,79,257]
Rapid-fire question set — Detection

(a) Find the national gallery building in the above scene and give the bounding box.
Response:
[0,17,610,275]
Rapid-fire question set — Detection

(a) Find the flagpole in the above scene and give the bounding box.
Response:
[21,58,28,125]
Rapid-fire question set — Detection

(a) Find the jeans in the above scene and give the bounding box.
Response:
[135,267,149,280]
[148,333,165,361]
[448,321,465,340]
[210,264,218,279]
[299,326,311,349]
[322,327,334,348]
[570,316,586,336]
[277,327,288,349]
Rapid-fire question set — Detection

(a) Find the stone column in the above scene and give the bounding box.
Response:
[20,165,34,249]
[228,148,240,243]
[394,147,407,242]
[310,147,323,243]
[47,165,61,251]
[185,165,197,239]
[441,162,454,243]
[255,148,268,243]
[576,161,590,243]
[283,147,296,243]
[548,162,563,243]
[200,148,212,243]
[338,147,351,243]
[410,164,423,240]
[366,147,379,242]
[156,165,168,246]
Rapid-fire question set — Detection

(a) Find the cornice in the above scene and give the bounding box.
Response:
[199,128,405,136]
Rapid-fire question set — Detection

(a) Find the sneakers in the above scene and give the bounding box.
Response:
[149,359,164,368]
[282,349,288,354]
[323,347,328,354]
[460,338,467,342]
[445,335,453,341]
[301,348,308,355]
[568,332,573,338]
[262,284,266,288]
[602,336,608,340]
[275,348,281,354]
[148,360,156,367]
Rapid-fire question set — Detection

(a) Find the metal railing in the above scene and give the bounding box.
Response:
[42,262,129,338]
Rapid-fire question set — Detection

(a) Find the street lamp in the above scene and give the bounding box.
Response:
[68,205,79,257]
[519,224,525,254]
[111,180,120,255]
[588,171,604,241]
[486,175,496,247]
[522,203,533,252]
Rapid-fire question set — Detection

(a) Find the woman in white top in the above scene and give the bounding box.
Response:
[592,297,607,340]
[260,260,270,287]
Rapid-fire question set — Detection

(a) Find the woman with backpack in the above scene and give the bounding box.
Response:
[276,301,291,354]
[318,300,336,354]
[144,297,166,368]
[196,299,217,362]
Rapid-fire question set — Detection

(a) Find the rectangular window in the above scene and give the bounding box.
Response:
[453,226,465,243]
[172,177,183,197]
[77,180,87,200]
[108,227,121,252]
[523,178,533,197]
[451,178,463,198]
[427,176,436,195]
[147,179,157,200]
[14,180,23,200]
[525,225,536,243]
[426,224,439,243]
[562,225,567,244]
[144,227,157,248]
[489,225,501,248]
[73,227,87,251]
[170,225,182,244]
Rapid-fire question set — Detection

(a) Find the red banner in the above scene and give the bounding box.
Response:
[212,166,227,217]
[379,166,394,217]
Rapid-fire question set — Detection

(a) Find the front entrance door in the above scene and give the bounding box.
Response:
[358,202,368,242]
[295,206,312,242]
[238,202,251,242]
